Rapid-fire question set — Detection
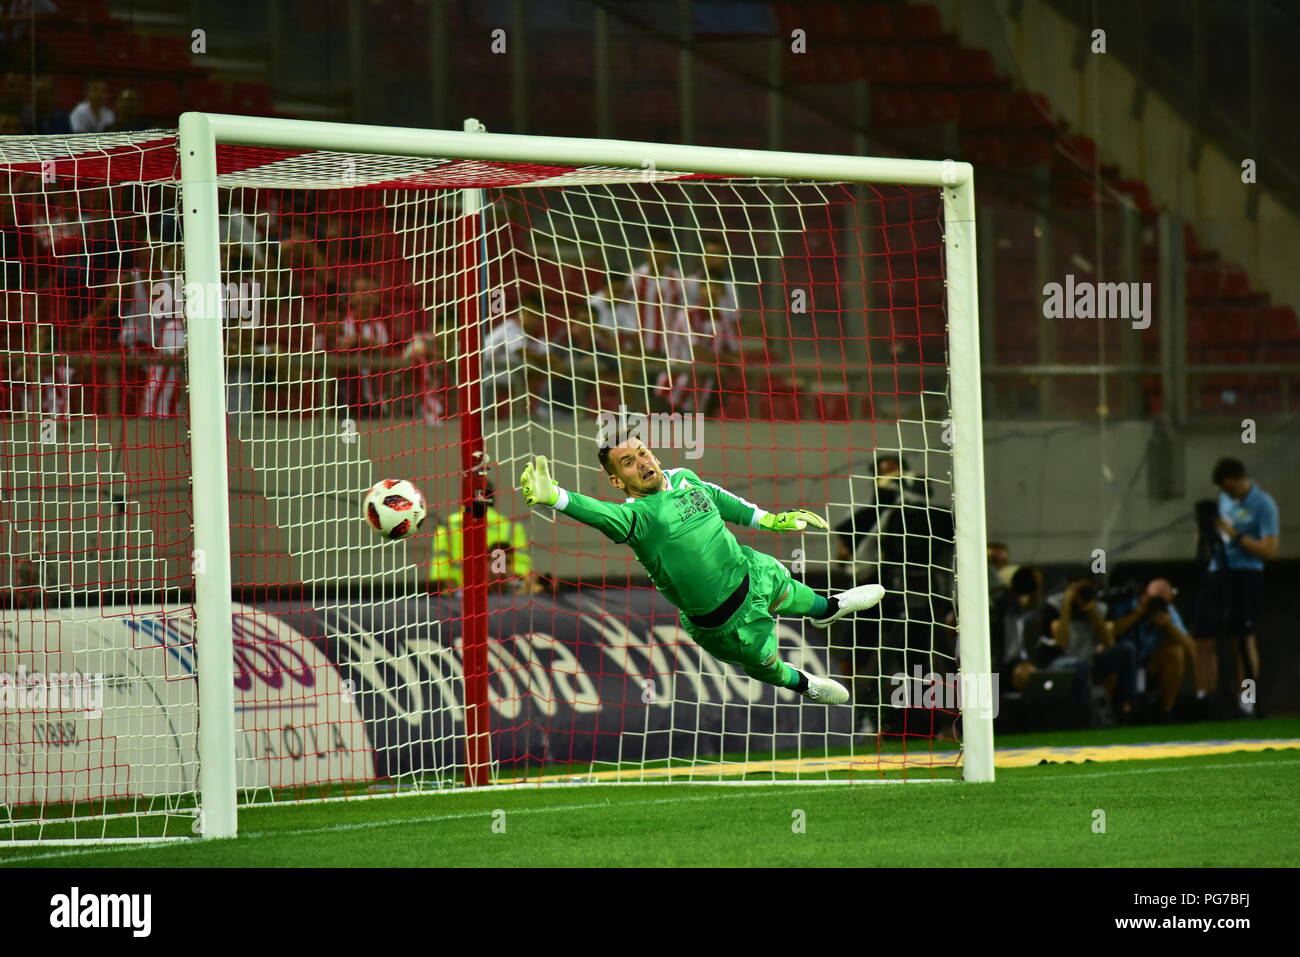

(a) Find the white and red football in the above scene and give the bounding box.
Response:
[363,478,428,540]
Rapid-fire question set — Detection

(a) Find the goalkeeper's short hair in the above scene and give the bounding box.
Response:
[596,414,647,474]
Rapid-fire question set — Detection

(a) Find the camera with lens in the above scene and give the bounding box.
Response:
[1194,499,1220,536]
[1069,582,1097,609]
[1144,595,1170,617]
[1194,498,1225,567]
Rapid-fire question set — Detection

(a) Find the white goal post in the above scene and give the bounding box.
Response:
[177,113,994,840]
[0,113,992,845]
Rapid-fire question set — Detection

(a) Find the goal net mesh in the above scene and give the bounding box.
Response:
[1,130,961,840]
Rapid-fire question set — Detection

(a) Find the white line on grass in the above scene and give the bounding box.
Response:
[0,784,842,865]
[1012,757,1300,780]
[4,756,1296,866]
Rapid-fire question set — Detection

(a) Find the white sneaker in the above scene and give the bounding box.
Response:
[811,584,886,629]
[801,673,850,705]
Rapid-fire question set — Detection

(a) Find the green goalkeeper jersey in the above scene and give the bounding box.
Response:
[554,468,769,616]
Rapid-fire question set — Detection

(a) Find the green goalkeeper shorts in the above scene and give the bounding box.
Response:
[678,546,796,687]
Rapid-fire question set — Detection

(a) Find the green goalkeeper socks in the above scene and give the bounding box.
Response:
[774,578,830,617]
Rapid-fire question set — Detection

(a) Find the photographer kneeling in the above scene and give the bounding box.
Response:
[1039,575,1138,723]
[1110,578,1197,720]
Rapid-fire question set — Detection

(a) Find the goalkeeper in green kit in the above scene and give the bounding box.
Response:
[519,436,885,704]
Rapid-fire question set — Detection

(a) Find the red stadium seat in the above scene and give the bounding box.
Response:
[1221,263,1250,300]
[185,78,231,113]
[913,90,960,124]
[137,78,184,121]
[906,47,953,86]
[961,133,1009,168]
[857,3,896,40]
[1264,304,1298,333]
[1008,92,1055,129]
[959,90,1011,128]
[893,5,945,39]
[863,46,909,85]
[872,89,914,127]
[147,34,193,72]
[231,82,275,115]
[952,48,999,84]
[1186,306,1213,343]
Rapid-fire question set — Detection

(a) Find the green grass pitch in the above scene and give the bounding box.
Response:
[3,718,1298,867]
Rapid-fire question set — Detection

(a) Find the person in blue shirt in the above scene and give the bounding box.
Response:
[1111,578,1197,718]
[1192,458,1280,717]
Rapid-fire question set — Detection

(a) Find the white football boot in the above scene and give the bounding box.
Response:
[810,583,886,629]
[801,673,851,705]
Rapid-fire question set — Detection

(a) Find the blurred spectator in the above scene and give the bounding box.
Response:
[220,193,270,267]
[73,190,132,348]
[833,453,950,584]
[655,298,697,411]
[1192,457,1279,717]
[18,74,69,135]
[429,483,542,594]
[135,243,186,417]
[626,228,686,350]
[482,289,566,417]
[6,173,93,414]
[336,274,393,415]
[108,88,147,132]
[677,238,741,413]
[643,234,742,413]
[833,453,955,732]
[68,78,114,133]
[0,170,26,289]
[686,237,741,364]
[280,219,334,298]
[1041,573,1137,720]
[584,267,643,404]
[987,540,1011,603]
[1110,578,1197,719]
[995,565,1043,696]
[221,264,272,415]
[587,267,638,357]
[101,245,154,351]
[404,322,448,424]
[625,228,687,408]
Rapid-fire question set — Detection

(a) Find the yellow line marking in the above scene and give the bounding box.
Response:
[510,738,1300,783]
[993,738,1300,768]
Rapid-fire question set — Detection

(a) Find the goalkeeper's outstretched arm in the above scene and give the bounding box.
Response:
[519,455,637,544]
[698,474,829,533]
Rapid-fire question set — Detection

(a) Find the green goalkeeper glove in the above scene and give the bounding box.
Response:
[759,509,830,532]
[520,455,559,507]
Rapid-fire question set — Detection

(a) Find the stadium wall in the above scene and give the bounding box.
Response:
[930,0,1300,314]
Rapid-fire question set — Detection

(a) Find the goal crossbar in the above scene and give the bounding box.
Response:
[184,112,973,190]
[176,113,994,840]
[2,114,992,844]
